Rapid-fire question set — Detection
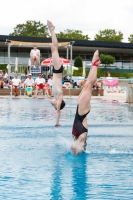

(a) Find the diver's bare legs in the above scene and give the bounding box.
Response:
[47,20,64,128]
[71,50,100,155]
[47,20,61,70]
[78,50,100,111]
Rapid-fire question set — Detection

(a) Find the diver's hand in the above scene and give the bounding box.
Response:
[55,124,60,128]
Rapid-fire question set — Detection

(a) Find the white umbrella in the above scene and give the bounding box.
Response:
[28,58,31,66]
[82,61,86,77]
[72,66,78,70]
[15,57,18,72]
[64,65,78,70]
[64,65,78,75]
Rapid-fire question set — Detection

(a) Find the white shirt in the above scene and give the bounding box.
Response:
[48,78,53,86]
[31,49,40,57]
[35,77,45,85]
[113,86,121,92]
[3,73,8,79]
[24,78,34,86]
[97,82,102,87]
[12,78,21,86]
[105,86,113,92]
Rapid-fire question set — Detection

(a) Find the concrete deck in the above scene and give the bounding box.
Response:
[0,91,128,104]
[92,91,127,103]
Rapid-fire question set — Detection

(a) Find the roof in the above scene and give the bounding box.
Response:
[0,35,133,49]
[5,40,70,47]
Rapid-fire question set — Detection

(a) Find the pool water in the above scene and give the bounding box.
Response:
[0,98,133,199]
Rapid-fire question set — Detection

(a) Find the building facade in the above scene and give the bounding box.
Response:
[0,35,133,69]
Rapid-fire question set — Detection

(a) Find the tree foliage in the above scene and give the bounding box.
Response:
[56,29,90,40]
[0,64,7,71]
[100,54,115,66]
[128,34,133,43]
[94,29,123,42]
[73,68,89,76]
[97,68,132,78]
[74,56,83,68]
[9,20,49,37]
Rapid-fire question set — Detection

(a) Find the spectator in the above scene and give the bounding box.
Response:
[44,82,51,97]
[2,70,8,85]
[48,75,53,87]
[24,74,34,97]
[0,69,3,77]
[34,73,45,98]
[62,79,65,85]
[30,45,40,67]
[48,75,53,94]
[63,82,72,89]
[11,74,21,97]
[113,84,121,93]
[79,79,87,88]
[0,74,4,88]
[72,80,78,88]
[105,85,113,93]
[95,80,103,96]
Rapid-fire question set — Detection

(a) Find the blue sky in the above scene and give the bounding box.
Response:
[0,0,133,42]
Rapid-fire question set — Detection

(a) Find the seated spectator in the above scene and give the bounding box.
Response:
[62,78,65,85]
[63,82,72,89]
[113,84,121,93]
[24,73,34,97]
[2,70,8,85]
[48,75,53,87]
[48,75,53,95]
[11,74,21,97]
[44,82,51,97]
[0,75,4,88]
[72,80,78,88]
[105,85,113,93]
[0,70,3,77]
[95,80,103,96]
[78,78,87,88]
[30,45,40,67]
[34,73,45,98]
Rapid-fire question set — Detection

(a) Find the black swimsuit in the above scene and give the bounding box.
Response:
[72,105,90,139]
[53,65,63,73]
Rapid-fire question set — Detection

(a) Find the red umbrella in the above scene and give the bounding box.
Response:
[41,57,70,66]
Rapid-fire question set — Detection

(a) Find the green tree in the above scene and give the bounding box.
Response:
[0,64,7,71]
[73,68,89,76]
[100,54,115,67]
[94,29,123,42]
[128,34,133,43]
[73,67,82,76]
[97,69,132,78]
[9,20,49,37]
[56,29,90,40]
[74,56,83,68]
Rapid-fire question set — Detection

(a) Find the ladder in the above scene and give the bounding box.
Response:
[29,66,41,79]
